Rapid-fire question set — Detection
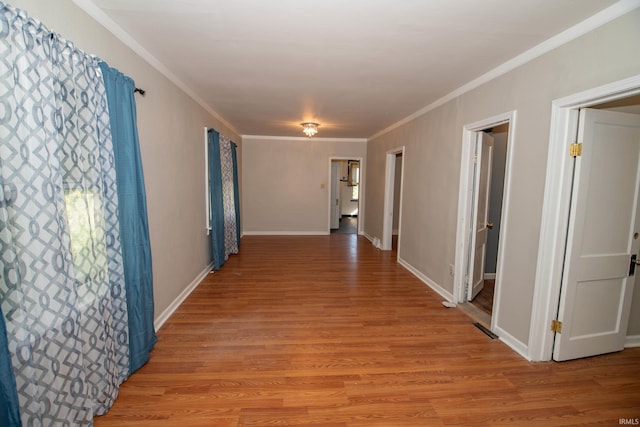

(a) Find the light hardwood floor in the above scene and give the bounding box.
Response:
[95,235,640,426]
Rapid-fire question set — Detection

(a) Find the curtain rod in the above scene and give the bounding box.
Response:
[43,30,146,96]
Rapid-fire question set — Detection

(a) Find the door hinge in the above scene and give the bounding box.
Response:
[569,143,583,157]
[551,319,562,333]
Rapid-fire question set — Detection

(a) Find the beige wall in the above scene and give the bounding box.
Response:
[242,137,366,233]
[11,0,241,322]
[365,9,640,348]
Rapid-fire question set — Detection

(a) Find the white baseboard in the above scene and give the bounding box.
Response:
[242,231,329,236]
[154,262,214,331]
[484,273,496,280]
[362,232,376,244]
[625,335,640,348]
[392,229,399,236]
[493,325,531,361]
[397,257,454,302]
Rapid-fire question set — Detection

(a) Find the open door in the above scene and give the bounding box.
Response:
[553,109,640,361]
[467,132,494,301]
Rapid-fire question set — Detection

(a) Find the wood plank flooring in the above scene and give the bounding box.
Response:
[473,279,495,317]
[95,235,640,426]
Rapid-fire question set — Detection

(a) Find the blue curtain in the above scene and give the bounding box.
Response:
[99,62,157,374]
[0,311,20,427]
[231,142,241,247]
[208,129,226,270]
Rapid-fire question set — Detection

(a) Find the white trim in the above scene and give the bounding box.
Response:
[242,231,329,236]
[367,0,640,141]
[398,257,454,302]
[242,135,368,143]
[204,127,211,235]
[483,273,496,280]
[358,158,366,237]
[625,335,640,348]
[493,325,531,361]
[382,147,405,252]
[154,262,213,331]
[72,0,239,136]
[396,152,405,259]
[529,74,640,362]
[362,232,376,244]
[454,129,476,302]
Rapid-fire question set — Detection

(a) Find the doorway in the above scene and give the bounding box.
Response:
[382,147,404,252]
[530,75,640,362]
[470,125,510,323]
[454,112,515,334]
[329,158,362,235]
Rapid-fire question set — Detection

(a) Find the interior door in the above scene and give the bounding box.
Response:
[468,132,494,301]
[554,108,640,361]
[330,162,340,229]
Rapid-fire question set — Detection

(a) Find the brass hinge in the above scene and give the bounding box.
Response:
[569,143,583,157]
[551,319,562,333]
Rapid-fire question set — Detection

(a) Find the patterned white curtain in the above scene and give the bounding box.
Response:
[220,135,238,258]
[0,3,129,424]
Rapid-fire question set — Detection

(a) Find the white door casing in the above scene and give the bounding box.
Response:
[468,132,494,301]
[553,108,640,361]
[330,161,340,229]
[382,147,404,252]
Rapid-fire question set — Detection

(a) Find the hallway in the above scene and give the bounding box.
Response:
[96,235,640,426]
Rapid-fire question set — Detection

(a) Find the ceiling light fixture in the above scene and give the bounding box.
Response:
[301,122,319,138]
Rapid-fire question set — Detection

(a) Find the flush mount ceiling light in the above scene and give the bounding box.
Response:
[301,122,319,138]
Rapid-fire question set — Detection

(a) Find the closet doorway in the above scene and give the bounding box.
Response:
[454,112,515,333]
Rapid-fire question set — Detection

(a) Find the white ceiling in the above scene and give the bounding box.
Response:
[82,0,621,138]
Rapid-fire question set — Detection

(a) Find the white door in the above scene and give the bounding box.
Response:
[554,108,640,361]
[468,132,494,301]
[330,162,340,229]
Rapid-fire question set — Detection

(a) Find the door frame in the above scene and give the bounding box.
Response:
[328,156,365,235]
[529,74,640,362]
[454,111,516,334]
[382,147,405,252]
[330,161,341,230]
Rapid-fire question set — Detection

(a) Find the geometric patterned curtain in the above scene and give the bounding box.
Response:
[208,131,240,270]
[0,3,130,424]
[230,141,241,248]
[220,135,239,258]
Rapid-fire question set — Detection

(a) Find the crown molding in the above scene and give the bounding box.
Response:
[242,135,367,143]
[368,0,640,141]
[71,0,240,136]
